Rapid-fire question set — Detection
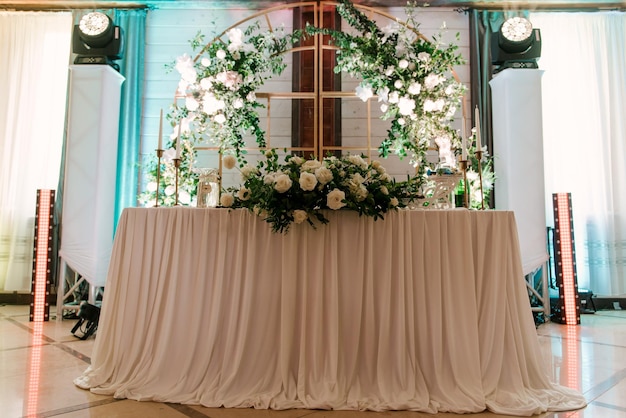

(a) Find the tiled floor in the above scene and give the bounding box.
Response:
[1,304,625,418]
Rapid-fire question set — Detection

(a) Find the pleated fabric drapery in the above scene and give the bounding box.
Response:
[530,11,626,296]
[0,11,72,291]
[75,208,586,415]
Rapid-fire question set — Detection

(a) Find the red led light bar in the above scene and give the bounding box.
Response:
[552,192,580,325]
[30,189,55,322]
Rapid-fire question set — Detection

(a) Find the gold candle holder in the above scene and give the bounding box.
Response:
[155,149,164,207]
[173,158,181,206]
[475,150,485,210]
[459,159,469,209]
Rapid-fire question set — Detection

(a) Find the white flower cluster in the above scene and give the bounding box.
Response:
[220,150,413,233]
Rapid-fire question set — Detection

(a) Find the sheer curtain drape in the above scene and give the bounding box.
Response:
[530,12,626,296]
[0,12,72,292]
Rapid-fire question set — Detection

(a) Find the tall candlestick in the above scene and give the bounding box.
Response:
[475,105,482,151]
[157,109,163,150]
[176,124,182,158]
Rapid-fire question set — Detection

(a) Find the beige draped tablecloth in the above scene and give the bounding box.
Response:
[75,207,586,415]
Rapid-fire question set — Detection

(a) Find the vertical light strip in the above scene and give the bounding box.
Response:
[26,321,44,416]
[552,192,580,325]
[565,325,580,391]
[30,189,54,322]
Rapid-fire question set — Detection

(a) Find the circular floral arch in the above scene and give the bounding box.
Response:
[172,0,466,172]
[139,0,478,214]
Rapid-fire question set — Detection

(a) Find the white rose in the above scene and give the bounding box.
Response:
[222,154,236,170]
[394,79,404,89]
[388,91,399,104]
[418,52,431,62]
[327,189,347,210]
[186,97,200,111]
[380,185,389,195]
[165,185,175,196]
[220,193,234,207]
[233,98,244,109]
[274,174,293,193]
[315,166,333,185]
[263,173,275,184]
[408,82,421,95]
[380,103,388,113]
[299,171,318,191]
[247,91,256,101]
[302,159,322,171]
[214,114,226,124]
[147,182,157,192]
[293,210,308,224]
[398,97,416,116]
[289,156,304,165]
[390,197,399,207]
[356,84,373,102]
[398,59,409,69]
[216,49,226,60]
[200,77,213,90]
[240,165,257,179]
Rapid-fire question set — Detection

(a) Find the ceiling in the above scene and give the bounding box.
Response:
[0,0,624,10]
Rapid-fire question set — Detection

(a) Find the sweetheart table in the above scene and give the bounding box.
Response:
[74,207,586,415]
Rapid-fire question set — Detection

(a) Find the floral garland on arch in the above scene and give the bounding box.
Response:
[139,0,474,225]
[307,0,467,178]
[171,22,304,162]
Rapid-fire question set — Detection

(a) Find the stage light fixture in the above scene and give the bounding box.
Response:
[72,12,123,69]
[491,16,541,73]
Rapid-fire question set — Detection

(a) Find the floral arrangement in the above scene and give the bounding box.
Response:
[171,22,303,162]
[220,150,419,233]
[307,0,466,179]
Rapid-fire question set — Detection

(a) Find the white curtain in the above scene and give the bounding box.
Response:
[530,12,626,296]
[0,12,72,291]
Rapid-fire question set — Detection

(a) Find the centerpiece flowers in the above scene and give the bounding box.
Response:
[307,0,466,179]
[220,150,419,233]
